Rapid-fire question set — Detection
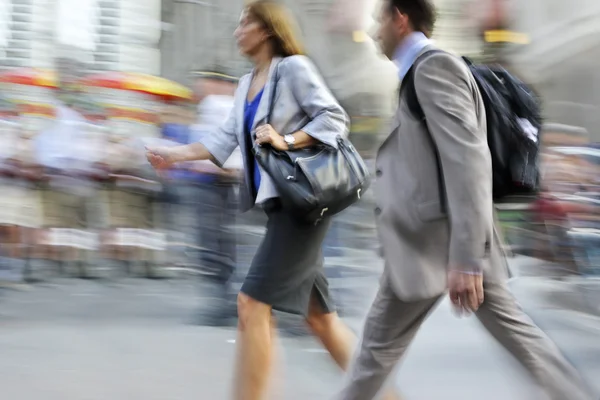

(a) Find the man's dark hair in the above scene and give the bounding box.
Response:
[389,0,437,38]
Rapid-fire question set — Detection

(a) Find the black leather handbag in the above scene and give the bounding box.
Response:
[252,64,371,225]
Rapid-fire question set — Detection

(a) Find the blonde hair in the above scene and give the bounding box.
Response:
[246,0,305,57]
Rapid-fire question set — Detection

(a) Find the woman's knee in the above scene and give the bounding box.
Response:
[237,292,271,331]
[306,309,338,336]
[305,293,337,334]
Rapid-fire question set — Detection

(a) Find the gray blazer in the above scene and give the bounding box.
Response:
[375,46,508,301]
[198,55,349,212]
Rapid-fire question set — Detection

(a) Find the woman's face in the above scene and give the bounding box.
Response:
[234,9,268,57]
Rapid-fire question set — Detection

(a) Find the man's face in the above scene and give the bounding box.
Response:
[195,78,236,99]
[195,78,215,100]
[376,2,408,60]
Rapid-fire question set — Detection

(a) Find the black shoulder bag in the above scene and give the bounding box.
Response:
[252,63,371,225]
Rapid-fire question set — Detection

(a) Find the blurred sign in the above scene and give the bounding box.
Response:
[484,30,529,44]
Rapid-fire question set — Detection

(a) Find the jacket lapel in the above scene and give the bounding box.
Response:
[237,75,252,161]
[251,56,282,133]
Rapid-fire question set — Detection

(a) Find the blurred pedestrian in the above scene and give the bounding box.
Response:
[0,117,25,283]
[188,71,241,325]
[146,1,400,399]
[334,1,594,400]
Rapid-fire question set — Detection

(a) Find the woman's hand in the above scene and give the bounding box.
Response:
[255,124,286,151]
[145,146,174,170]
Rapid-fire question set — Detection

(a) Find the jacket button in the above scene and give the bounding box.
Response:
[376,169,382,177]
[374,207,381,216]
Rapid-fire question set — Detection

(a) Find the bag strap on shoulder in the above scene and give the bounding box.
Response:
[400,49,444,121]
[400,49,447,214]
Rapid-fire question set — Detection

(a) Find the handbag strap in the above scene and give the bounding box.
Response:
[265,62,280,125]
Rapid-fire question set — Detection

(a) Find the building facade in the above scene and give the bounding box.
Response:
[500,0,600,140]
[0,0,55,69]
[0,0,162,75]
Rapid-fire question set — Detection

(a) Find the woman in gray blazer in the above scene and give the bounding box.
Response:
[147,2,401,399]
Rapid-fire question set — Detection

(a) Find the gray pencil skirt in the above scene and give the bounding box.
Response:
[240,198,335,316]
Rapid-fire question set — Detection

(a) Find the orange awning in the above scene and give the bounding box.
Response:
[0,68,58,88]
[81,72,193,101]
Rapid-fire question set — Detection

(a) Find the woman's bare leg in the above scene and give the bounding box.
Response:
[267,319,283,399]
[306,294,403,400]
[233,292,276,400]
[306,294,356,369]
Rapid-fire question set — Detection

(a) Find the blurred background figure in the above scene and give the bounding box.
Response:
[0,99,25,284]
[161,68,242,326]
[34,98,105,279]
[191,69,242,326]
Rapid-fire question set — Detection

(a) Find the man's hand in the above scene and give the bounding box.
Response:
[255,124,286,151]
[90,162,110,181]
[448,270,484,315]
[26,164,46,182]
[146,146,174,170]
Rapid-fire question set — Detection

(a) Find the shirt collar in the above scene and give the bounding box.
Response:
[393,31,431,81]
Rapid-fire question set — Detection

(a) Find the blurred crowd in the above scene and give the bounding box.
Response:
[0,70,245,289]
[502,126,600,276]
[1,71,600,290]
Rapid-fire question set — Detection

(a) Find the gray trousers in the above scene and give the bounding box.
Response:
[335,277,593,400]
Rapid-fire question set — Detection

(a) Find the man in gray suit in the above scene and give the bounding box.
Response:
[335,1,593,399]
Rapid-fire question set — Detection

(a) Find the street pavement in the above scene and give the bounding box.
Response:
[0,255,599,400]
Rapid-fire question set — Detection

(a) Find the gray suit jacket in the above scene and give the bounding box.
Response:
[198,55,349,212]
[375,46,508,301]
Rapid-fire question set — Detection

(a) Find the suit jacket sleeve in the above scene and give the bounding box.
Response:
[196,78,245,167]
[283,55,349,149]
[414,53,493,273]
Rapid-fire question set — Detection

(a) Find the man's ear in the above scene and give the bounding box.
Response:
[390,6,402,22]
[391,7,409,33]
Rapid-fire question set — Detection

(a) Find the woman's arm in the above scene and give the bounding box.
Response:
[148,78,247,169]
[148,126,235,169]
[165,142,216,164]
[287,130,317,149]
[255,124,317,150]
[285,55,349,148]
[255,57,347,151]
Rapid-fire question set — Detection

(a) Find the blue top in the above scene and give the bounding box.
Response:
[162,123,214,184]
[244,88,264,195]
